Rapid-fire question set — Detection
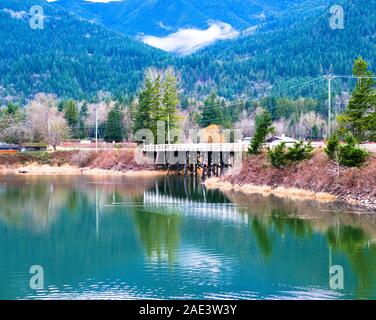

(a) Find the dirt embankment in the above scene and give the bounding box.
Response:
[206,151,376,209]
[0,150,164,176]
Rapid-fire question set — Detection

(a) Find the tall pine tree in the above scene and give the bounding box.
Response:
[133,76,154,135]
[162,69,179,143]
[248,110,275,155]
[78,102,88,139]
[199,92,223,127]
[63,99,79,138]
[338,57,376,142]
[133,70,179,143]
[104,105,123,142]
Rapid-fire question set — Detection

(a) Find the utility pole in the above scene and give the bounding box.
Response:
[324,74,335,138]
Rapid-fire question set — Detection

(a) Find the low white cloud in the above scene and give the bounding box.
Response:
[142,22,239,55]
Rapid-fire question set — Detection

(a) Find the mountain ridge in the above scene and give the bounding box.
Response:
[0,0,171,102]
[0,0,375,103]
[52,0,307,36]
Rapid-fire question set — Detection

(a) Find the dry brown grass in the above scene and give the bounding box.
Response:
[84,149,154,171]
[224,150,376,202]
[0,149,154,172]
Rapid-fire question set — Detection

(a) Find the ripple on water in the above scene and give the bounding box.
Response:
[269,286,348,300]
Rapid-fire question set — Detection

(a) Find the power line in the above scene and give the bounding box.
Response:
[212,73,375,138]
[216,77,324,109]
[272,77,324,96]
[330,75,376,79]
[216,74,376,110]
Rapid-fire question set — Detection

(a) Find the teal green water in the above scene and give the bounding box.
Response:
[0,175,376,300]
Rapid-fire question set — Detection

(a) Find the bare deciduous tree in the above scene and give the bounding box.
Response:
[234,110,255,138]
[273,118,291,136]
[85,101,113,138]
[25,93,69,150]
[47,115,70,150]
[0,119,31,146]
[294,112,326,140]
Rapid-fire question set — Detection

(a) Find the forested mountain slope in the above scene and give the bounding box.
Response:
[0,0,375,102]
[179,0,376,98]
[53,0,306,36]
[0,0,170,102]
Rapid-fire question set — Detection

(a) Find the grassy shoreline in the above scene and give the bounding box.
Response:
[205,178,337,203]
[2,149,375,209]
[0,150,165,177]
[205,150,376,210]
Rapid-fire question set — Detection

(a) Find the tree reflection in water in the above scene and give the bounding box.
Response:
[133,208,181,266]
[327,225,376,299]
[0,175,376,299]
[0,180,69,232]
[224,189,376,299]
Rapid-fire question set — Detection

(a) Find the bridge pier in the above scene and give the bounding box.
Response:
[184,151,189,176]
[207,152,212,177]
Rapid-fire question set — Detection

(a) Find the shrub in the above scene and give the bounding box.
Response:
[339,144,369,167]
[285,141,314,162]
[324,134,340,160]
[268,141,313,168]
[19,152,52,165]
[70,151,97,167]
[267,142,287,168]
[325,133,369,167]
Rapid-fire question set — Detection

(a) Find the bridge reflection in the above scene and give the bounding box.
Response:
[142,178,248,225]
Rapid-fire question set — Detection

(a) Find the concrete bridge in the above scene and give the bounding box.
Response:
[143,143,246,177]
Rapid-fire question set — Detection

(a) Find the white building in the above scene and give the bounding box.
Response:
[266,134,297,147]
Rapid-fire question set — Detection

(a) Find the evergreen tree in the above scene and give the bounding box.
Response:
[133,70,179,143]
[338,57,376,142]
[133,76,154,135]
[57,100,65,112]
[79,102,88,139]
[63,100,79,137]
[6,102,19,115]
[162,70,179,143]
[311,125,319,140]
[104,105,123,142]
[149,74,164,138]
[369,96,376,141]
[325,133,369,167]
[199,92,223,127]
[249,110,275,155]
[181,96,189,110]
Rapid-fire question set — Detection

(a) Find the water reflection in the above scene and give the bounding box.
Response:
[133,208,181,266]
[0,179,68,232]
[0,175,375,299]
[327,225,376,299]
[223,190,376,299]
[0,176,153,232]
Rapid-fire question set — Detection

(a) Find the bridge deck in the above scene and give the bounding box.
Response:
[143,143,247,153]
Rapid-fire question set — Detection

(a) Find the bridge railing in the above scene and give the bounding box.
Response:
[143,143,247,153]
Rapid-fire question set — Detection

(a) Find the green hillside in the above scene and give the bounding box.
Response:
[179,0,376,98]
[0,0,170,102]
[54,0,306,36]
[0,0,375,103]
